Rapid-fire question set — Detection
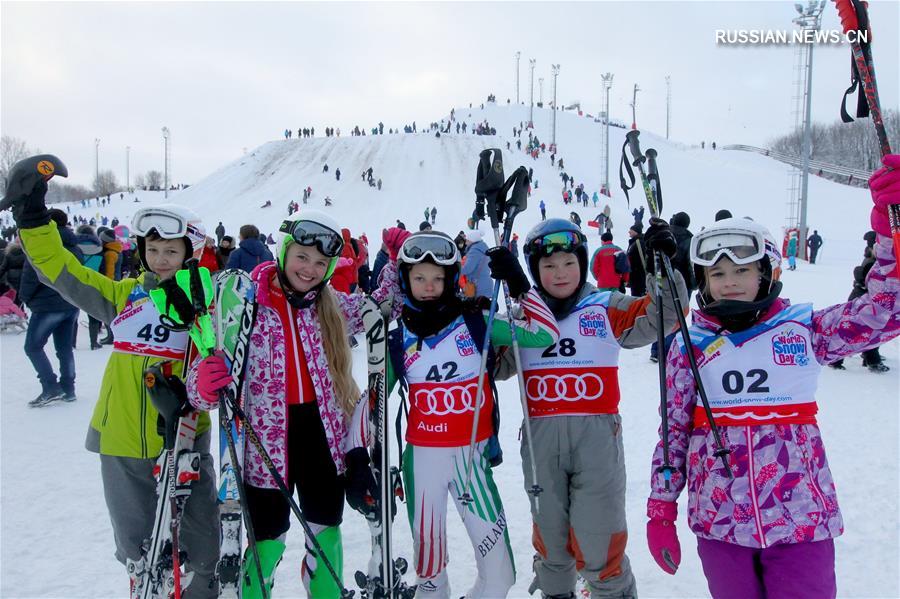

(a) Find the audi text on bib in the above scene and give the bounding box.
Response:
[519,292,622,417]
[677,303,821,427]
[110,286,190,360]
[403,317,494,446]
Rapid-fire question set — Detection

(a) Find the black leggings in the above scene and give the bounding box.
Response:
[246,403,346,541]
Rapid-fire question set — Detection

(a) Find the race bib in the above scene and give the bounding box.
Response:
[111,287,189,360]
[519,293,622,417]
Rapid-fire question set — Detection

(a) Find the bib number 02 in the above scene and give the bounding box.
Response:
[721,369,770,394]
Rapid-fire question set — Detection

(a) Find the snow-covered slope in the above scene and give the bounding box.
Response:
[6,103,894,598]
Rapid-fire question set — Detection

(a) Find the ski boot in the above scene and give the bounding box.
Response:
[241,539,285,599]
[302,526,344,599]
[867,362,890,373]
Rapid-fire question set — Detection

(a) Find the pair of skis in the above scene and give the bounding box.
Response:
[355,297,416,599]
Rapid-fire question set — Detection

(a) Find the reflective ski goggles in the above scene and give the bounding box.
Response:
[691,229,766,267]
[132,208,190,239]
[525,230,587,257]
[398,233,459,266]
[279,219,344,257]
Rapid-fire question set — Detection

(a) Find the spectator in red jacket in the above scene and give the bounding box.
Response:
[590,231,630,292]
[330,228,359,293]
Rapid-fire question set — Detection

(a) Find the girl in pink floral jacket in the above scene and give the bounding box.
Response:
[645,156,900,598]
[190,211,408,598]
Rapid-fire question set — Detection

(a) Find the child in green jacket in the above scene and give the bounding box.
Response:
[3,156,219,598]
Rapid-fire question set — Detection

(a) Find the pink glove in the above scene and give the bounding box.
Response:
[647,499,680,575]
[869,154,900,237]
[197,354,233,402]
[383,227,411,260]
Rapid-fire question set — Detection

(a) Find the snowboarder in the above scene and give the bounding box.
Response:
[389,231,560,598]
[191,211,408,598]
[645,159,900,599]
[3,160,220,596]
[496,217,685,599]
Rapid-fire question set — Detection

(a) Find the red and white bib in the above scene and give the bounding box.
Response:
[519,292,622,418]
[404,318,494,447]
[679,303,821,427]
[111,287,189,360]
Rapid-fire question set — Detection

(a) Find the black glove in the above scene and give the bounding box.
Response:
[345,447,379,520]
[644,217,677,258]
[146,368,192,448]
[487,246,531,298]
[9,179,51,229]
[1,155,68,229]
[157,277,196,329]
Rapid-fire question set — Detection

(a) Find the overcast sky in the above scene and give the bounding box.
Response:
[3,1,898,188]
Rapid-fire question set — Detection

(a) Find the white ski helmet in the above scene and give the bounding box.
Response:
[132,204,206,270]
[276,209,344,282]
[690,217,781,301]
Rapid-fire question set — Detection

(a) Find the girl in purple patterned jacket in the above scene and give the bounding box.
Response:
[191,211,407,598]
[645,156,900,598]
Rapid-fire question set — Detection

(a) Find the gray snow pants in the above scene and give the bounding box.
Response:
[99,431,219,599]
[522,415,637,598]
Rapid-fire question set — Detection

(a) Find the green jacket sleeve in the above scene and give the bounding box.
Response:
[487,288,560,348]
[19,222,139,323]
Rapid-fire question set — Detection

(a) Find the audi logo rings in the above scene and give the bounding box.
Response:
[526,373,604,402]
[412,383,481,416]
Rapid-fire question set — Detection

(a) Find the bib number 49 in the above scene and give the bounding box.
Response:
[137,323,172,343]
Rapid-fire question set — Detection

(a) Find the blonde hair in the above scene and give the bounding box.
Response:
[316,286,360,416]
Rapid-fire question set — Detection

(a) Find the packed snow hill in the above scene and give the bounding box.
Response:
[2,100,898,599]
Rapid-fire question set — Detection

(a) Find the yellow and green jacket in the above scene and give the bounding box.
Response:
[19,222,210,458]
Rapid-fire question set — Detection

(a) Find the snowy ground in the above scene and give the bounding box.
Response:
[2,103,899,597]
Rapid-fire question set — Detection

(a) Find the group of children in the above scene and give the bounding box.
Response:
[3,151,899,598]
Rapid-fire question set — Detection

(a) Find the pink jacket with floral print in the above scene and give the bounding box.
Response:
[649,235,900,548]
[188,260,400,489]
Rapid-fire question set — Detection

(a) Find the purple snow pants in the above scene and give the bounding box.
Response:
[696,537,836,599]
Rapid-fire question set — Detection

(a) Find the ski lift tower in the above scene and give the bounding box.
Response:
[162,127,171,199]
[788,0,825,258]
[600,73,614,196]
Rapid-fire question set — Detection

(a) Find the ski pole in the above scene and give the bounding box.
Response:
[492,168,542,510]
[833,0,900,264]
[624,131,733,478]
[460,149,506,507]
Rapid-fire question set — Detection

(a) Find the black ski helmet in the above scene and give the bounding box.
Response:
[523,218,589,295]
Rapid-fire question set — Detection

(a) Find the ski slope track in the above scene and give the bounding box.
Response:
[3,102,898,598]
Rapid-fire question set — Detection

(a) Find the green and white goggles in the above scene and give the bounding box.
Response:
[690,227,766,267]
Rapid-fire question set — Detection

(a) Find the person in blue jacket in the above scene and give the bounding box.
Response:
[19,209,83,406]
[226,224,274,273]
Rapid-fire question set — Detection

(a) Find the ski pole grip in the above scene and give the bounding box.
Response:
[626,130,645,164]
[832,0,860,34]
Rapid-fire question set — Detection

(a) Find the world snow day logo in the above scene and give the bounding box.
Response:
[578,311,608,338]
[455,330,476,356]
[772,329,809,366]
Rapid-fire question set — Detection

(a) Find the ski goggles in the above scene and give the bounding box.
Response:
[525,230,587,257]
[691,229,766,267]
[279,219,344,257]
[398,233,459,266]
[132,208,192,239]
